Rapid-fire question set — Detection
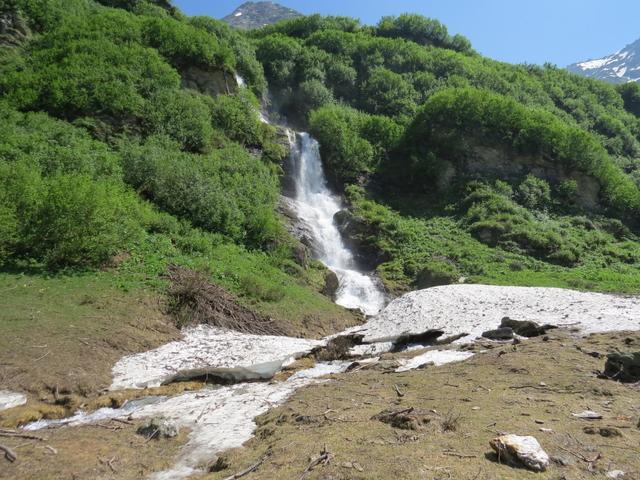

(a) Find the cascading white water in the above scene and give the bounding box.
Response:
[233,74,385,314]
[287,131,386,315]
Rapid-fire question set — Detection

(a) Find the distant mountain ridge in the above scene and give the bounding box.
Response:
[568,37,640,83]
[222,1,302,30]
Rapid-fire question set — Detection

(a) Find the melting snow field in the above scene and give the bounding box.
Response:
[18,284,640,479]
[353,284,640,343]
[0,390,27,411]
[396,350,475,372]
[111,326,324,390]
[26,362,349,480]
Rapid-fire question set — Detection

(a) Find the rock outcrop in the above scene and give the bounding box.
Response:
[603,351,640,383]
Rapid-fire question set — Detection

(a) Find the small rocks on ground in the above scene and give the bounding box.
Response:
[571,410,603,420]
[136,417,179,439]
[489,434,550,472]
[602,352,640,383]
[606,470,626,479]
[482,327,514,341]
[583,426,622,437]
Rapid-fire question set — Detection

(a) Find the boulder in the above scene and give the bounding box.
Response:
[322,271,340,300]
[490,434,550,472]
[136,417,179,439]
[482,327,514,341]
[602,352,640,383]
[500,317,556,337]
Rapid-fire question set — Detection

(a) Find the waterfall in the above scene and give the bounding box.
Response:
[287,131,386,315]
[233,73,385,315]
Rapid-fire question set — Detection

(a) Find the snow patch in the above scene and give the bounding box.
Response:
[26,362,349,480]
[615,66,628,78]
[234,11,242,17]
[110,326,324,390]
[578,57,614,70]
[0,391,27,411]
[350,285,640,344]
[396,350,474,372]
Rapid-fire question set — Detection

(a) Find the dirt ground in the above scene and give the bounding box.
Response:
[205,330,640,480]
[1,287,638,480]
[0,274,179,399]
[0,420,189,480]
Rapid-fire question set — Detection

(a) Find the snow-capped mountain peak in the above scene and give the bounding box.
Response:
[568,38,640,83]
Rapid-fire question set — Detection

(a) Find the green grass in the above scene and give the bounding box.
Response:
[346,187,640,295]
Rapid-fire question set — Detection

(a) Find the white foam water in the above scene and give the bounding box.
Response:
[287,131,386,315]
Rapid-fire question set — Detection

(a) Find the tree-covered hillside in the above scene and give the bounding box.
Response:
[250,14,640,293]
[0,0,356,335]
[1,0,639,314]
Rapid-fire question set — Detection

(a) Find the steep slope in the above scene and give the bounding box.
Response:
[222,1,302,30]
[568,37,640,83]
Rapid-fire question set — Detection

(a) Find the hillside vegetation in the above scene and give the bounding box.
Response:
[0,0,355,338]
[1,0,639,332]
[251,13,640,293]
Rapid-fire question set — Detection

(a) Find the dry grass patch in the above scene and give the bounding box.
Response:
[205,330,640,480]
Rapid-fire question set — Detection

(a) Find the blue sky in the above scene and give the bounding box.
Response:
[173,0,640,66]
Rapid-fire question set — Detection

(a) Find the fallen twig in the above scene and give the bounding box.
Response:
[45,445,57,455]
[99,455,118,473]
[144,428,160,443]
[442,450,477,459]
[394,384,405,397]
[223,455,267,480]
[300,446,332,479]
[0,430,46,441]
[557,445,601,463]
[389,407,414,417]
[0,444,17,463]
[110,418,134,426]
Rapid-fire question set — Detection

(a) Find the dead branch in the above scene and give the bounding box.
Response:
[110,418,134,426]
[0,444,17,463]
[0,430,46,441]
[45,445,57,455]
[99,456,118,473]
[223,455,267,480]
[557,445,601,463]
[300,446,332,479]
[166,265,285,335]
[442,450,477,458]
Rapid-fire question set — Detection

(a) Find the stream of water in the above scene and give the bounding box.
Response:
[286,131,386,315]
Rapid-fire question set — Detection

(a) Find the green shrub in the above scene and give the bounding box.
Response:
[145,89,214,153]
[121,136,281,248]
[516,175,551,210]
[415,259,460,288]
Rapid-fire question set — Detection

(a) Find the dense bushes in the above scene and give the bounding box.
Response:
[400,87,640,217]
[309,105,402,184]
[0,160,146,268]
[376,14,473,54]
[121,136,280,248]
[0,2,286,271]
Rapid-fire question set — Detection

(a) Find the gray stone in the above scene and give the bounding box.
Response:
[603,352,640,383]
[322,271,340,300]
[137,417,179,439]
[500,317,556,337]
[482,327,514,341]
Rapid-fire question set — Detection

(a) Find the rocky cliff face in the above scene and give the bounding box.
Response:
[568,37,640,83]
[0,5,29,47]
[222,1,302,30]
[180,66,239,97]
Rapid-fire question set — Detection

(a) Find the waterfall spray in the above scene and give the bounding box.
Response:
[287,132,386,315]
